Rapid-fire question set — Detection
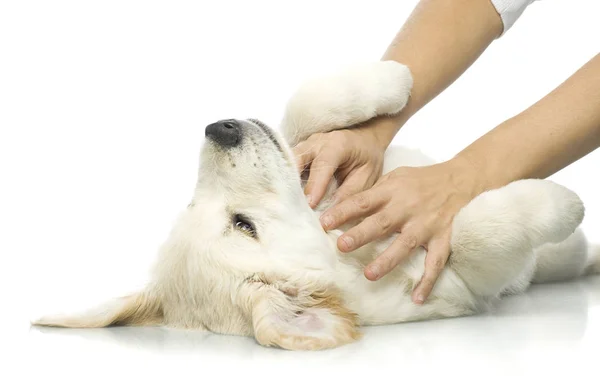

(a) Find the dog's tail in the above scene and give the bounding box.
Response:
[280,61,413,146]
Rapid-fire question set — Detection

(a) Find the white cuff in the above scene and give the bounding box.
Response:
[490,0,539,35]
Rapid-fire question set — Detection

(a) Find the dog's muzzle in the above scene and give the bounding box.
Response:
[205,119,241,147]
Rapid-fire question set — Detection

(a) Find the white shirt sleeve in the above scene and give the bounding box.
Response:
[489,0,540,35]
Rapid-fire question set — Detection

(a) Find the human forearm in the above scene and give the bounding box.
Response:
[318,53,600,306]
[455,53,600,194]
[290,0,503,207]
[370,0,504,147]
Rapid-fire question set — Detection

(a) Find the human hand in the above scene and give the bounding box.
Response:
[293,118,391,209]
[319,157,483,304]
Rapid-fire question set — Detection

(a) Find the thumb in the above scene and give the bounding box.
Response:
[304,152,344,208]
[292,141,314,175]
[332,168,377,205]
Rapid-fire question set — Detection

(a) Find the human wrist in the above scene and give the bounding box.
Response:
[361,110,412,151]
[445,153,490,200]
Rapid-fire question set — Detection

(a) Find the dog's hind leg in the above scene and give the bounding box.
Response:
[500,228,599,295]
[447,179,585,298]
[530,228,600,283]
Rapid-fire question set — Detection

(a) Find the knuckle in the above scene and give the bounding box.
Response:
[352,193,371,211]
[306,132,323,143]
[432,209,445,221]
[409,197,423,210]
[293,148,310,164]
[322,129,342,139]
[293,140,307,151]
[430,255,446,271]
[399,233,419,249]
[419,280,435,295]
[310,159,334,175]
[349,228,364,245]
[373,212,393,232]
[423,274,438,289]
[378,253,396,271]
[337,183,360,198]
[328,207,347,224]
[325,131,344,144]
[311,156,328,167]
[433,209,454,225]
[336,131,351,144]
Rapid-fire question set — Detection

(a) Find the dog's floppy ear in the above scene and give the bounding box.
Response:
[31,291,163,328]
[240,275,361,351]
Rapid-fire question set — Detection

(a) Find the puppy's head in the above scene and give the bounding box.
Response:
[189,118,337,283]
[193,118,319,262]
[33,119,360,351]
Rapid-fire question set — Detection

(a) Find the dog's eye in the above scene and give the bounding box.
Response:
[234,214,256,238]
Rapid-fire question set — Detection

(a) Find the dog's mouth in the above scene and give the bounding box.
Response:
[246,118,296,171]
[203,118,298,184]
[246,118,285,156]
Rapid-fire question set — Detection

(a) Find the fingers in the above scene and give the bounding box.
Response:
[292,142,341,208]
[336,209,402,252]
[291,141,313,174]
[303,154,341,208]
[364,231,423,281]
[412,234,451,304]
[331,167,378,205]
[320,188,385,231]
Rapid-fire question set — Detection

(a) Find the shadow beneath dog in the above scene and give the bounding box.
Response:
[358,277,598,361]
[29,322,365,362]
[29,276,599,362]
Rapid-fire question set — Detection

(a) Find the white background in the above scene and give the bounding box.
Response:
[1,1,599,375]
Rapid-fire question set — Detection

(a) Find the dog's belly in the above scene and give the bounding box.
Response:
[330,238,479,325]
[310,145,478,325]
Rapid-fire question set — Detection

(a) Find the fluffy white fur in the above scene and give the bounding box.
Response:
[282,61,413,146]
[32,61,600,351]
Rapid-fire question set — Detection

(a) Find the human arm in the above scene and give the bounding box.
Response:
[298,0,504,207]
[322,53,600,303]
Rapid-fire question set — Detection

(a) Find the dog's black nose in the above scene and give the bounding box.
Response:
[205,119,241,147]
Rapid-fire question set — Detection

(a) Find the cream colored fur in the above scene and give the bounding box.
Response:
[32,61,600,351]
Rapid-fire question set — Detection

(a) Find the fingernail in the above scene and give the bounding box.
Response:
[320,215,332,228]
[415,295,425,304]
[368,265,380,279]
[306,195,313,206]
[341,236,354,251]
